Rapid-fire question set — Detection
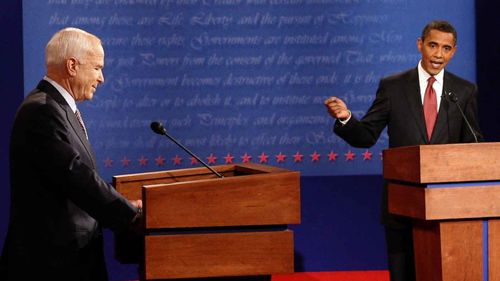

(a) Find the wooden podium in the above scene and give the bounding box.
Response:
[383,142,500,281]
[113,163,300,280]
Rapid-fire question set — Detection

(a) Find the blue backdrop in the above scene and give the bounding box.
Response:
[22,0,476,178]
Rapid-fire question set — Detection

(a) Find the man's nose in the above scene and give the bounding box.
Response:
[434,48,444,58]
[98,71,104,83]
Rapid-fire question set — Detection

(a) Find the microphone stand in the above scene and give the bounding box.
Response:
[445,91,479,143]
[152,122,224,178]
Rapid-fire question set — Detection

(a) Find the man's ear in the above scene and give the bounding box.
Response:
[416,37,423,53]
[450,44,457,59]
[67,57,78,77]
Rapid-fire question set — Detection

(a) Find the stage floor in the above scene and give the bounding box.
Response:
[272,270,389,281]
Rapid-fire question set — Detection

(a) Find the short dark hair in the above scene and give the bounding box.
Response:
[421,20,457,45]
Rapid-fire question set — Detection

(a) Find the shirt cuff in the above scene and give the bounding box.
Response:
[338,110,352,125]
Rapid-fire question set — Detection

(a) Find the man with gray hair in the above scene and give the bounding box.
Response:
[1,27,142,281]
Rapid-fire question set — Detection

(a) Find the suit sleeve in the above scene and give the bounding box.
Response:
[334,80,391,148]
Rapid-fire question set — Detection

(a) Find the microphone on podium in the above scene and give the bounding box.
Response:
[150,121,224,178]
[444,92,481,143]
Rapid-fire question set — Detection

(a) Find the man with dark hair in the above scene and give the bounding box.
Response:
[324,20,482,281]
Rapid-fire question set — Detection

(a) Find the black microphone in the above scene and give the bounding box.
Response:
[150,121,223,178]
[444,91,480,143]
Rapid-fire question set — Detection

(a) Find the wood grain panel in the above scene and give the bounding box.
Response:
[144,231,294,280]
[144,171,300,228]
[425,185,500,219]
[440,220,483,281]
[388,183,500,220]
[388,183,426,219]
[490,219,500,281]
[413,221,443,281]
[413,220,484,281]
[383,142,500,184]
[383,145,422,183]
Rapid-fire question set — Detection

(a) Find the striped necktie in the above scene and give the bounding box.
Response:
[74,109,88,139]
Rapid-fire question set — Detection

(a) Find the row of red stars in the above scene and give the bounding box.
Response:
[102,150,382,168]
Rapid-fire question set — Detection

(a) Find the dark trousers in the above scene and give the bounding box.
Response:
[385,227,416,281]
[1,232,108,281]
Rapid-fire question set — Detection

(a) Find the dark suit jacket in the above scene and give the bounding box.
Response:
[1,80,139,281]
[334,68,482,227]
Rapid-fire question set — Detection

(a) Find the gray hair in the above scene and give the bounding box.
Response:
[45,27,102,67]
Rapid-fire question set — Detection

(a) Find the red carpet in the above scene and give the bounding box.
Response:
[272,271,390,281]
[123,270,389,281]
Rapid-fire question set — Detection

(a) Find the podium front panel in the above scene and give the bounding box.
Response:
[113,164,301,280]
[143,171,300,228]
[144,230,294,280]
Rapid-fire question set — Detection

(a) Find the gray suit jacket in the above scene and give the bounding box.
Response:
[2,80,138,281]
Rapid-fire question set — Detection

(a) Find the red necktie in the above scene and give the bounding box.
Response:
[75,109,88,139]
[423,76,437,141]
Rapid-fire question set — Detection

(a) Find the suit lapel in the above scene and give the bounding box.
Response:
[65,109,97,168]
[430,82,447,143]
[403,69,429,143]
[37,80,97,168]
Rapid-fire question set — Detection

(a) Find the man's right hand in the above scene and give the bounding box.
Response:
[129,199,144,235]
[324,96,351,120]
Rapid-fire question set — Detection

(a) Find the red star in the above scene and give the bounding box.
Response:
[328,151,338,161]
[345,150,356,161]
[190,157,199,165]
[241,153,252,163]
[224,153,234,164]
[258,152,269,163]
[207,154,217,164]
[293,152,303,162]
[310,151,320,162]
[362,150,372,161]
[121,156,131,167]
[138,155,148,166]
[276,152,286,163]
[104,157,113,167]
[172,155,182,165]
[155,155,166,166]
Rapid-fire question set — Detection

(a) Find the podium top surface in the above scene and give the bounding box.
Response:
[383,142,500,184]
[113,163,291,184]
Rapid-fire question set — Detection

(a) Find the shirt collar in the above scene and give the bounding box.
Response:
[418,60,444,86]
[43,76,78,113]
